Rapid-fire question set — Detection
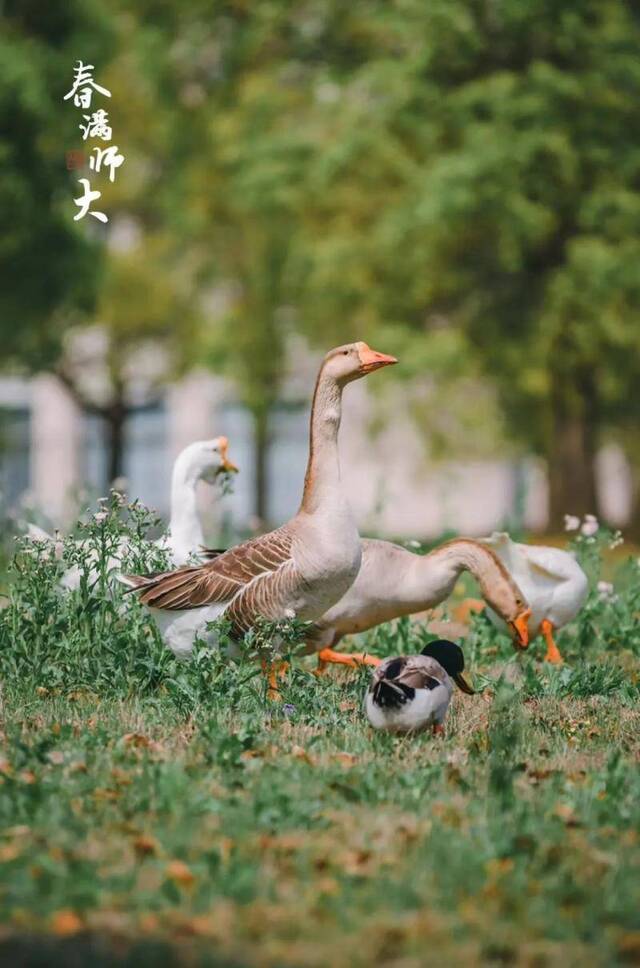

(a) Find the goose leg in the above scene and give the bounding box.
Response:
[261,659,289,700]
[541,619,563,664]
[316,648,381,673]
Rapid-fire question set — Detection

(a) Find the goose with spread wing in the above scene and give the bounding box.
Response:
[123,343,397,663]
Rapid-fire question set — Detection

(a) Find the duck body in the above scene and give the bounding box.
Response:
[125,343,397,660]
[480,532,588,663]
[365,640,474,735]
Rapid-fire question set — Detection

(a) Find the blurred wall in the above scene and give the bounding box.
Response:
[2,368,630,538]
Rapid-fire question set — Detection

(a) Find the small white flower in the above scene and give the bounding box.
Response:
[597,580,615,601]
[564,514,581,532]
[609,531,624,550]
[405,539,422,549]
[93,510,108,524]
[581,514,599,537]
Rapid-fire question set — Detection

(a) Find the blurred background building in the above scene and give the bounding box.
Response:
[0,351,633,539]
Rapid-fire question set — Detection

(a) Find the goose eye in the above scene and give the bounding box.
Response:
[342,350,349,355]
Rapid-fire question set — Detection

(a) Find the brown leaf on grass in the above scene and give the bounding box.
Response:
[485,857,515,878]
[0,844,21,862]
[527,768,556,784]
[333,752,358,767]
[36,686,49,697]
[166,859,195,887]
[338,700,357,712]
[291,745,315,766]
[19,771,36,784]
[339,848,374,877]
[123,732,151,748]
[139,912,160,934]
[133,834,158,858]
[47,750,64,765]
[617,931,640,960]
[50,910,83,936]
[554,803,581,827]
[93,788,120,801]
[218,837,234,865]
[111,768,132,786]
[0,758,12,776]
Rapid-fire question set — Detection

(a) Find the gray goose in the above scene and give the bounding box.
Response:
[312,537,531,668]
[123,343,397,671]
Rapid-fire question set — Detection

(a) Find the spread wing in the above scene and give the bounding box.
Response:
[123,526,296,622]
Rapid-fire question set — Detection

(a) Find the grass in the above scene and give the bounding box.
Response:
[0,503,639,965]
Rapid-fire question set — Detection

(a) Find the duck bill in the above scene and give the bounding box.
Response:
[453,672,475,695]
[510,608,531,650]
[357,344,398,373]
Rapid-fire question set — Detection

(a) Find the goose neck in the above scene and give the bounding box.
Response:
[300,371,345,515]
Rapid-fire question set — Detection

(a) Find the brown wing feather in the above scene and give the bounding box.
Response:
[397,655,446,690]
[125,526,295,612]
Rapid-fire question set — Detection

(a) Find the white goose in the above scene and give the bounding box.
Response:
[27,437,237,588]
[365,639,475,736]
[123,343,398,668]
[480,532,589,664]
[309,537,531,667]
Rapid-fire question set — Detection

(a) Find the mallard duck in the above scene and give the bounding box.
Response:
[123,344,397,677]
[312,537,531,668]
[480,532,589,664]
[365,639,475,735]
[26,437,238,588]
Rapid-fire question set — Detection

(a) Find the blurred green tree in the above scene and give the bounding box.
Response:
[291,0,640,527]
[0,2,112,367]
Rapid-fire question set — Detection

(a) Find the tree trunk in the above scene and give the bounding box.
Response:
[547,365,600,529]
[104,400,127,486]
[253,407,271,528]
[626,462,640,541]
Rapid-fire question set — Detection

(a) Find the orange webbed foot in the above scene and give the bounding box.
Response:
[541,619,563,665]
[316,648,381,674]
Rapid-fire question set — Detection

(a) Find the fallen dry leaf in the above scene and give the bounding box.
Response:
[123,732,151,748]
[166,859,195,887]
[133,834,158,858]
[290,745,315,766]
[333,752,358,767]
[50,910,83,936]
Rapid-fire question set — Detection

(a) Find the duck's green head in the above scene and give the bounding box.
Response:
[420,640,475,694]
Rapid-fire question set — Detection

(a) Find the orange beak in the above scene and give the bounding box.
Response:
[218,436,239,473]
[357,343,398,373]
[511,608,531,650]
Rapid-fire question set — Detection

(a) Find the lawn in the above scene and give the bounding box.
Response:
[0,506,639,966]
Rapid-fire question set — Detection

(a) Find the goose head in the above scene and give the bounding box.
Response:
[174,437,239,485]
[483,575,531,650]
[322,342,397,385]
